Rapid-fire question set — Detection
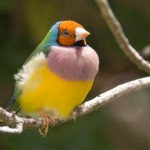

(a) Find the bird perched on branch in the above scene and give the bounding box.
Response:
[9,20,99,136]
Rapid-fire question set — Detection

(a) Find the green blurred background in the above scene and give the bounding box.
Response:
[0,0,150,149]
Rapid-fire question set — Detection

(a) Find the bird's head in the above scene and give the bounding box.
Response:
[46,20,90,47]
[57,20,90,46]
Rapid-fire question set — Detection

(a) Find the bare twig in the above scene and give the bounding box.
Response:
[0,76,150,134]
[0,108,23,134]
[95,0,150,74]
[0,122,23,134]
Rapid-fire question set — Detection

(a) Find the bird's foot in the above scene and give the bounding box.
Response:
[70,111,77,121]
[38,111,56,137]
[70,106,83,121]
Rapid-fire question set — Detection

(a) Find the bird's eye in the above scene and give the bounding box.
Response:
[62,29,70,36]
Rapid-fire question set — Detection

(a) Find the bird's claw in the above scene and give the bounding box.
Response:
[70,106,83,121]
[38,111,56,137]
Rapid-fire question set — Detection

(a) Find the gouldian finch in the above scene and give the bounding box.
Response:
[9,20,99,136]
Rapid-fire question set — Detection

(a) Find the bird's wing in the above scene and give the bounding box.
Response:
[7,46,51,112]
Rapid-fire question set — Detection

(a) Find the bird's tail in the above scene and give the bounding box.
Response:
[6,96,16,111]
[6,95,20,113]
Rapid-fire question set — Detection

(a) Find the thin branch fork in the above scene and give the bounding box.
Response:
[0,76,150,134]
[0,109,23,134]
[95,0,150,74]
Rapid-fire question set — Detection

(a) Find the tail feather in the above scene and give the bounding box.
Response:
[7,96,20,113]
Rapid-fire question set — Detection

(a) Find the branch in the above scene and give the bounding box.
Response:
[0,109,23,134]
[0,76,150,134]
[95,0,150,74]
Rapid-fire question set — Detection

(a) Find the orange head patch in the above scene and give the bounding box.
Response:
[58,21,84,46]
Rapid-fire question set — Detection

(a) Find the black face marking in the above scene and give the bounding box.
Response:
[73,40,86,47]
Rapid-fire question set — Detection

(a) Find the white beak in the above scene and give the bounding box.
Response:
[75,27,90,42]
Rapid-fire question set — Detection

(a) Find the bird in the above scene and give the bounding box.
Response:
[9,20,99,136]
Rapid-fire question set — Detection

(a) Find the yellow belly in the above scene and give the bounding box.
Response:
[19,63,94,119]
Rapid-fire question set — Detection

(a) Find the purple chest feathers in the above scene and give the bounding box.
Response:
[47,45,99,81]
